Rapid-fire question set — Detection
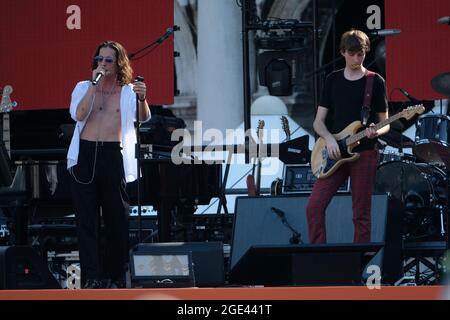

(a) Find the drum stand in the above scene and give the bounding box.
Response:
[399,166,449,285]
[399,70,450,285]
[401,251,445,285]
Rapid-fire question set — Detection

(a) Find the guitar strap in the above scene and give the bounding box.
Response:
[361,70,376,126]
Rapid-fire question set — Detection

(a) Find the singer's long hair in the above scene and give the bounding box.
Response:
[92,40,133,86]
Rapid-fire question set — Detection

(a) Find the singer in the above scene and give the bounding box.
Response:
[306,29,389,244]
[66,41,151,289]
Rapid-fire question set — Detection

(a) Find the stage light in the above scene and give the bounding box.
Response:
[255,21,309,97]
[257,50,303,96]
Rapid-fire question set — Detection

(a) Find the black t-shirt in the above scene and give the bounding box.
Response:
[320,69,388,152]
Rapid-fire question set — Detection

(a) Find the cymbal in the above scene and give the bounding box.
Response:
[431,72,450,96]
[379,129,414,149]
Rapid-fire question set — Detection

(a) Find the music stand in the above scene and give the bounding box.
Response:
[230,243,384,286]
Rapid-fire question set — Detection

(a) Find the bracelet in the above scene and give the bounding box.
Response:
[138,96,146,102]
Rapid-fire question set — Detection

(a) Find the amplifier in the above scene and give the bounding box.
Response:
[192,214,234,244]
[282,164,350,194]
[128,216,158,245]
[128,214,234,244]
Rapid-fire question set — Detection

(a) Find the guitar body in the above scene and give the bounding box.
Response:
[311,121,363,179]
[311,105,426,179]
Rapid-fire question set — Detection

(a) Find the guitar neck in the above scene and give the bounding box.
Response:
[2,113,10,157]
[346,112,405,145]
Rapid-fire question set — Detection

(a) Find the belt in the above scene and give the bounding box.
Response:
[80,139,121,148]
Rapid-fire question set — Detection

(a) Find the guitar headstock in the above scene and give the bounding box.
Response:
[401,104,425,120]
[0,85,18,113]
[256,119,265,142]
[281,116,291,140]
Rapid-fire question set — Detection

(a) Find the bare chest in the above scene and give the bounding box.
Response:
[80,90,122,140]
[94,90,121,114]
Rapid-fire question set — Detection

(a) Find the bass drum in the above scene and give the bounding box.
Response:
[374,161,447,210]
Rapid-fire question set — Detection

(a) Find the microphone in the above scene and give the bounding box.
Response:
[92,71,105,86]
[368,29,401,37]
[438,16,450,25]
[157,27,174,44]
[271,207,285,218]
[399,88,420,103]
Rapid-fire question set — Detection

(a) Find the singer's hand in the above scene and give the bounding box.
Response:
[92,66,106,85]
[133,81,147,101]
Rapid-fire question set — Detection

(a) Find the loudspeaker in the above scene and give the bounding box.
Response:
[230,194,390,285]
[0,246,60,289]
[230,243,383,286]
[130,242,224,287]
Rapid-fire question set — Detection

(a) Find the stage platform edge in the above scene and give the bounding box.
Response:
[0,285,445,300]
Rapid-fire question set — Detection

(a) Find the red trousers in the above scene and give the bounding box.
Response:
[306,149,379,244]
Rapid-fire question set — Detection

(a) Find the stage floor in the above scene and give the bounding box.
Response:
[0,285,446,300]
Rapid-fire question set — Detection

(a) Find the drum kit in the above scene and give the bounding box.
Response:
[375,72,450,242]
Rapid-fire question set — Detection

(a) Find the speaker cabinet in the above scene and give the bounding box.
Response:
[230,194,391,285]
[0,246,60,289]
[230,243,383,286]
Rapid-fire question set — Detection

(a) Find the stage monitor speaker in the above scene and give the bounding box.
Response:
[0,246,60,289]
[130,242,224,287]
[230,243,383,286]
[230,194,392,285]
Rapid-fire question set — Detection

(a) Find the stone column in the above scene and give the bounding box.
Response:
[197,0,243,134]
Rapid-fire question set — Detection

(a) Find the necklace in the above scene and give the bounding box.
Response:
[99,81,116,111]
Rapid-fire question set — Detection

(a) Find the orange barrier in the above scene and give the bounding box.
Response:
[0,286,445,300]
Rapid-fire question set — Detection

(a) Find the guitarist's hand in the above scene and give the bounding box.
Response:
[325,137,341,160]
[365,123,378,139]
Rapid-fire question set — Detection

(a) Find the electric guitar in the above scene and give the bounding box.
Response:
[246,120,264,196]
[270,116,291,196]
[311,104,425,179]
[0,85,18,156]
[281,115,291,141]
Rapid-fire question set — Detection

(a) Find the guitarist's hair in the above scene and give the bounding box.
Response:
[339,29,370,54]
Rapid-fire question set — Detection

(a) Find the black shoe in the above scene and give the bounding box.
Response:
[83,279,104,289]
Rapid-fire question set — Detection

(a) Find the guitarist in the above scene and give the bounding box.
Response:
[306,29,389,244]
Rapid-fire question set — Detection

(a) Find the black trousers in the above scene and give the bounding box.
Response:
[70,139,129,282]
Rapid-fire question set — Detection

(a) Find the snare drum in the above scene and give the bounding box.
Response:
[414,114,450,164]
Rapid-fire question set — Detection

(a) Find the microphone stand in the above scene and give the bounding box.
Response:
[131,27,177,243]
[271,207,304,244]
[135,76,144,243]
[128,26,178,61]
